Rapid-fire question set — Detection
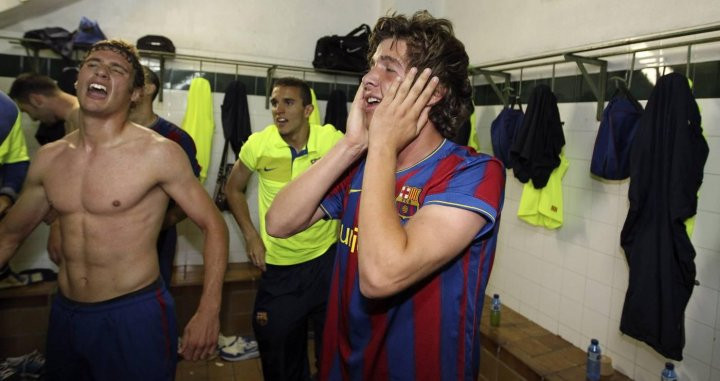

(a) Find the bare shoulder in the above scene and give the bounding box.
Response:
[32,133,77,165]
[129,123,189,169]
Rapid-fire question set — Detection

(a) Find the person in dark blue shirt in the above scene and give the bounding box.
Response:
[129,65,202,285]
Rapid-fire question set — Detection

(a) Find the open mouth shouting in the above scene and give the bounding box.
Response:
[87,83,108,99]
[365,95,382,111]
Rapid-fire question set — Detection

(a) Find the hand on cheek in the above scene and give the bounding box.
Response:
[368,67,439,153]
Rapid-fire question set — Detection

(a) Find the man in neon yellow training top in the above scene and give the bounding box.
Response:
[225,77,342,381]
[0,90,30,219]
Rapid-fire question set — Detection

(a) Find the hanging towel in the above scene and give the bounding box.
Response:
[619,72,708,361]
[182,77,214,183]
[509,85,564,188]
[517,153,568,229]
[309,88,321,126]
[324,88,348,133]
[221,80,252,157]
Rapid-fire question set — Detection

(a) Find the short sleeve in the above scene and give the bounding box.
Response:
[424,157,505,238]
[238,133,259,171]
[320,161,361,220]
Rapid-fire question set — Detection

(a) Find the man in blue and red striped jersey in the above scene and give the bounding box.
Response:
[266,11,505,381]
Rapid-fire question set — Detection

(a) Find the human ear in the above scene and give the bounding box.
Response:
[427,85,446,107]
[28,93,44,107]
[130,88,142,103]
[304,104,314,118]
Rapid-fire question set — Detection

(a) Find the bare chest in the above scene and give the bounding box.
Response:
[44,151,163,215]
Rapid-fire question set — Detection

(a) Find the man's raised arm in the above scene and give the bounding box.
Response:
[266,87,368,238]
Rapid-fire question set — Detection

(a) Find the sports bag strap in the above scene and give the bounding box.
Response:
[346,24,371,37]
[219,138,231,169]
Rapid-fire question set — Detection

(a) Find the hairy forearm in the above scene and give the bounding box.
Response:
[266,137,365,237]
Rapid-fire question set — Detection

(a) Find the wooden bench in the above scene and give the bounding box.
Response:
[478,295,631,381]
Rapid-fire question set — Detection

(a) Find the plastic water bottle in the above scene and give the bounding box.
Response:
[661,362,678,381]
[586,338,601,381]
[490,294,501,327]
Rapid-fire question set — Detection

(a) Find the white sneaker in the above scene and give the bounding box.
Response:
[217,333,237,350]
[219,336,259,361]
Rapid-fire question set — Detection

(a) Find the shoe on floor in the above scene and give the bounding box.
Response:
[217,333,237,350]
[219,336,259,361]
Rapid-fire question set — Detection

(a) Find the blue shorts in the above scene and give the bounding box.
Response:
[45,278,178,381]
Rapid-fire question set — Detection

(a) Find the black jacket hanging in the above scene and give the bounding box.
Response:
[509,84,565,188]
[221,80,252,157]
[620,72,709,361]
[324,88,348,133]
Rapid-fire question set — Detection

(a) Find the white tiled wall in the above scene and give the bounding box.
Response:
[480,95,720,380]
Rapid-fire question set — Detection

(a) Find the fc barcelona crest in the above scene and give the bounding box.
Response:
[395,186,421,218]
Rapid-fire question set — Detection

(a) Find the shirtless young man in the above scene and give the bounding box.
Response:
[0,39,228,380]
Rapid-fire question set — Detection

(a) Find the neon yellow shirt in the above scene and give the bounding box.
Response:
[0,111,29,164]
[517,153,569,229]
[239,123,343,265]
[181,77,214,183]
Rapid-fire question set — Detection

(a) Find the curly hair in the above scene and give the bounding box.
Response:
[81,39,144,90]
[368,11,473,139]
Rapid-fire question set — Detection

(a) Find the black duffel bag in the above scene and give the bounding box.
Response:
[137,35,176,54]
[312,24,371,73]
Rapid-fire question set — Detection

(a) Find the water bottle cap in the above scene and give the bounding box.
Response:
[590,339,598,345]
[665,362,674,370]
[493,294,499,298]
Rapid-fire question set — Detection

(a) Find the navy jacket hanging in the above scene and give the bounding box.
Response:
[620,73,708,361]
[509,85,564,188]
[324,89,348,133]
[590,86,643,180]
[491,101,524,169]
[221,80,252,156]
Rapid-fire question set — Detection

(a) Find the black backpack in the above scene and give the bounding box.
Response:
[22,27,74,60]
[137,35,176,54]
[312,24,370,73]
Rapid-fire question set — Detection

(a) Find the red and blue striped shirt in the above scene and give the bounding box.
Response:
[150,117,201,178]
[319,140,505,381]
